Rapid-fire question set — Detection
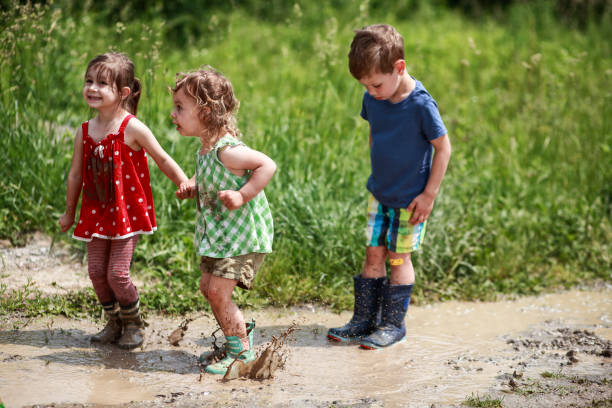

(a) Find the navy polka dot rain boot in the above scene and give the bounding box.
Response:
[327,275,385,343]
[360,283,413,349]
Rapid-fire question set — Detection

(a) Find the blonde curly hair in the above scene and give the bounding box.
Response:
[172,67,240,148]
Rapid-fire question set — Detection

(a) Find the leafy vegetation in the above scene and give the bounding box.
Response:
[1,0,610,316]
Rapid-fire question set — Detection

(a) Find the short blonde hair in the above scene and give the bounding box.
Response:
[348,24,405,79]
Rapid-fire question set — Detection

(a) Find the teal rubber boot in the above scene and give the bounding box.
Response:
[205,320,255,375]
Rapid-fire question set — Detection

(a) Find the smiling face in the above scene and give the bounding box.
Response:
[82,66,123,111]
[170,87,203,137]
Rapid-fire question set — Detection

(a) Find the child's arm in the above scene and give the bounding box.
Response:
[217,145,276,210]
[125,118,189,188]
[58,128,84,233]
[407,134,451,225]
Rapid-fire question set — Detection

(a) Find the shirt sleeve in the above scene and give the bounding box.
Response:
[360,93,368,120]
[421,99,447,141]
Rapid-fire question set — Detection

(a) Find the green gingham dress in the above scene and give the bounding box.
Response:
[194,135,273,258]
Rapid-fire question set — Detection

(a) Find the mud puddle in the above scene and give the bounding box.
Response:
[1,286,610,407]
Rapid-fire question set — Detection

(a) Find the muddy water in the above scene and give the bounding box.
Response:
[1,286,610,407]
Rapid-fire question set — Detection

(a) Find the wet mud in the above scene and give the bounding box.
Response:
[1,236,611,407]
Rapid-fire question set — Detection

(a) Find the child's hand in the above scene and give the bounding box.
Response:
[58,213,74,233]
[407,192,435,225]
[176,179,195,199]
[218,190,245,210]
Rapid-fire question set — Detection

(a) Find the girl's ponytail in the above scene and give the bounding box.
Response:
[127,78,142,115]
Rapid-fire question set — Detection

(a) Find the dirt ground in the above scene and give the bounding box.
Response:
[1,234,611,408]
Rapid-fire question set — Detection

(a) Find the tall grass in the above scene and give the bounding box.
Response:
[1,0,610,314]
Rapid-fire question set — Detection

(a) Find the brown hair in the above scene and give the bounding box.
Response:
[348,24,405,79]
[85,52,141,115]
[172,67,240,144]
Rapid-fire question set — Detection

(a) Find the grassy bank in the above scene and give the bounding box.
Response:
[1,0,610,316]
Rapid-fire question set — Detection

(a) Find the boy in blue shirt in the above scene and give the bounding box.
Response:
[328,24,451,349]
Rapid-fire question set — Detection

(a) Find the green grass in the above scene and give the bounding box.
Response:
[1,0,610,316]
[462,393,504,408]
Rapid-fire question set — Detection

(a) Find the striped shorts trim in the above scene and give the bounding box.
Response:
[365,195,427,253]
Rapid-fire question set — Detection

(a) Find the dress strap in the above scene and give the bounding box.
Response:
[82,121,89,139]
[118,114,135,134]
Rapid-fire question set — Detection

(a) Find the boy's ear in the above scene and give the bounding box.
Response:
[120,86,131,100]
[393,59,406,74]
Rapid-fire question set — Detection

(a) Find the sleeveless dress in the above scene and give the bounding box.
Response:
[72,114,157,242]
[194,135,273,257]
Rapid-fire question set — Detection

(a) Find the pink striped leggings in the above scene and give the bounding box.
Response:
[87,236,139,306]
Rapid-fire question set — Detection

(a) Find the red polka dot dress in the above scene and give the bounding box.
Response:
[73,114,157,242]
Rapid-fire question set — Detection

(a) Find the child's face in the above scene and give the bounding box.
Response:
[171,87,202,137]
[83,67,122,110]
[358,68,402,102]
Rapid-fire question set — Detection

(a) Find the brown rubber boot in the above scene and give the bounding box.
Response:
[91,302,122,344]
[117,300,145,350]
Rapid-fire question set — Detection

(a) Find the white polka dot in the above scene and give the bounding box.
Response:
[112,222,116,226]
[115,151,119,155]
[126,175,130,179]
[116,180,120,185]
[79,220,83,224]
[116,207,119,211]
[145,212,148,216]
[92,210,96,214]
[101,204,105,209]
[140,173,144,178]
[121,195,124,200]
[85,231,89,235]
[147,206,152,210]
[130,186,135,191]
[138,198,143,203]
[122,161,124,166]
[127,227,131,232]
[132,216,136,221]
[122,218,125,222]
[99,227,103,231]
[127,205,131,209]
[129,152,132,157]
[110,208,114,212]
[96,222,99,226]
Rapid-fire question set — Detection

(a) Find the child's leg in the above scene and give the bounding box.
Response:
[87,238,113,303]
[87,238,121,343]
[362,245,387,279]
[387,251,415,285]
[206,275,247,346]
[106,235,140,305]
[104,236,144,350]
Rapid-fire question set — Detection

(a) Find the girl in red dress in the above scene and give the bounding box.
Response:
[59,52,189,349]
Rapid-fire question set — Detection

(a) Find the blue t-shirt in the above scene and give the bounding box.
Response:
[361,78,447,208]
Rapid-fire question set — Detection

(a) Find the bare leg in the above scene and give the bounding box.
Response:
[387,251,415,285]
[205,275,248,350]
[362,245,387,279]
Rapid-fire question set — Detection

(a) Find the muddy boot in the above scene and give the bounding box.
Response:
[116,300,145,350]
[199,320,255,363]
[205,320,256,375]
[91,302,122,344]
[327,275,385,342]
[360,283,413,349]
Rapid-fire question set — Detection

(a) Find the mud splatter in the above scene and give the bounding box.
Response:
[167,318,193,347]
[222,323,298,381]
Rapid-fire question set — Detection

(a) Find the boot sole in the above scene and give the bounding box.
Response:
[360,335,406,350]
[327,333,362,343]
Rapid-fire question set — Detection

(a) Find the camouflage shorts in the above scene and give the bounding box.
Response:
[199,253,266,290]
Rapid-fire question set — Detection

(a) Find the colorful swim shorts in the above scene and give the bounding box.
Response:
[365,195,427,253]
